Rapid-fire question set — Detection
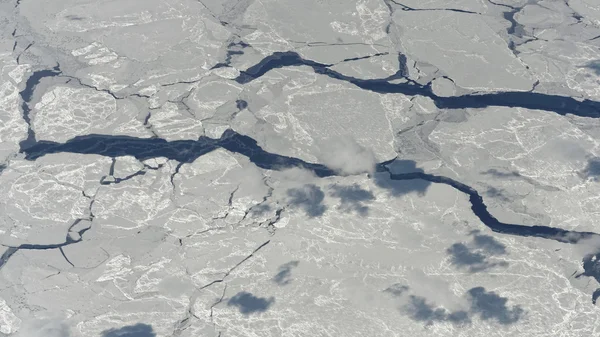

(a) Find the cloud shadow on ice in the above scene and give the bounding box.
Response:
[247,203,272,217]
[446,230,508,272]
[405,295,470,325]
[387,284,524,326]
[584,60,600,76]
[287,184,326,217]
[329,183,375,216]
[485,187,510,202]
[101,323,156,337]
[468,287,524,325]
[471,230,506,254]
[227,291,275,315]
[481,169,522,178]
[273,261,299,285]
[583,157,600,180]
[383,283,409,297]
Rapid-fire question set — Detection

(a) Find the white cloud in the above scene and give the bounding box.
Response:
[275,167,317,183]
[405,270,470,312]
[16,318,70,337]
[318,137,376,175]
[572,235,600,258]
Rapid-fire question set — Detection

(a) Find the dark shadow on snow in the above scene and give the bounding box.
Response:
[485,187,510,202]
[583,157,600,180]
[227,291,275,315]
[388,285,523,326]
[273,261,299,285]
[446,230,508,272]
[101,323,156,337]
[447,243,503,272]
[584,60,600,76]
[468,287,524,325]
[329,183,375,216]
[383,283,410,297]
[404,295,470,325]
[481,168,522,179]
[576,252,600,304]
[471,230,507,255]
[247,203,272,217]
[287,184,326,217]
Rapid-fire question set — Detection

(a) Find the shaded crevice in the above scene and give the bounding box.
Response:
[170,161,184,191]
[0,185,98,269]
[336,52,390,64]
[22,130,335,176]
[234,51,600,118]
[15,42,32,64]
[101,170,146,185]
[0,219,91,267]
[15,51,600,304]
[143,111,160,138]
[100,161,165,185]
[18,129,600,245]
[108,157,116,176]
[62,75,120,100]
[227,185,240,207]
[486,0,540,56]
[0,247,19,271]
[240,178,275,222]
[593,288,600,305]
[212,40,252,69]
[62,75,151,101]
[262,208,284,235]
[378,165,596,244]
[388,0,480,14]
[210,284,228,320]
[397,54,409,78]
[487,1,523,36]
[199,240,270,290]
[291,40,389,49]
[167,88,197,120]
[170,304,197,337]
[59,247,74,267]
[19,65,62,149]
[161,77,205,88]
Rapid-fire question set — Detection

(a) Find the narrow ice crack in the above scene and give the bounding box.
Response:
[210,284,228,320]
[387,0,480,14]
[199,240,271,290]
[170,240,270,336]
[143,111,160,138]
[19,65,62,149]
[0,187,98,269]
[100,161,165,185]
[15,42,33,64]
